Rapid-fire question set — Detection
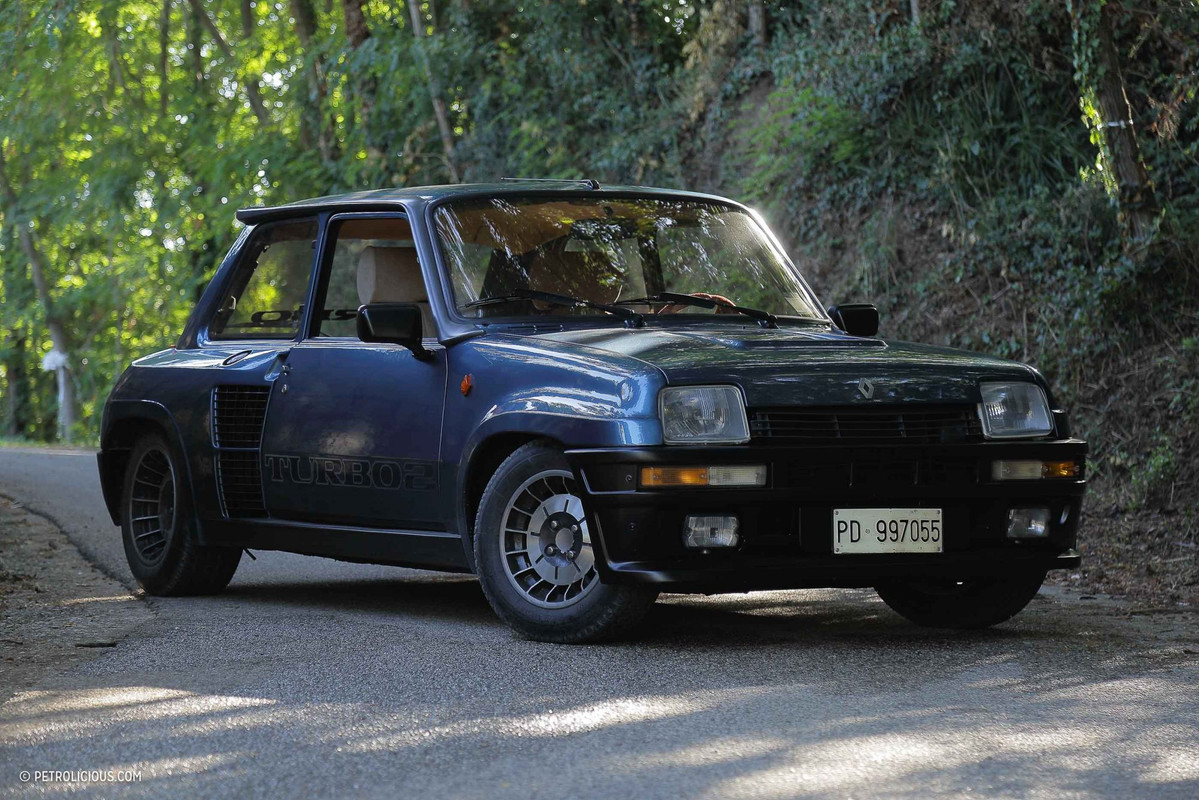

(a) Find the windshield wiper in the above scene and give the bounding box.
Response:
[462,289,644,326]
[614,292,777,328]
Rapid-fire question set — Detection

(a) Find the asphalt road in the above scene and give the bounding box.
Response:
[1,448,1196,799]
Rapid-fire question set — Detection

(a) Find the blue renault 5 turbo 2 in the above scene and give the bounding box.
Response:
[97,180,1087,642]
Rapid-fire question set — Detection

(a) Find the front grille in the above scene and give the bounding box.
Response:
[212,385,271,448]
[212,385,270,518]
[750,405,982,445]
[216,451,267,517]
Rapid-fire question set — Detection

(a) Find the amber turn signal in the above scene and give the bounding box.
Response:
[641,466,710,487]
[1042,460,1081,479]
[991,459,1081,481]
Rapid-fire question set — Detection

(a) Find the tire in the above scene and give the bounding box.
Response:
[121,432,241,596]
[473,441,658,643]
[875,571,1047,630]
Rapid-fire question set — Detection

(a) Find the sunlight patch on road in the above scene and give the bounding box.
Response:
[1143,746,1199,783]
[704,734,957,799]
[339,687,774,753]
[697,691,1191,799]
[0,687,276,745]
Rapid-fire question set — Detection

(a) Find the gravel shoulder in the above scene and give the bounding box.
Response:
[1045,500,1198,608]
[0,496,153,702]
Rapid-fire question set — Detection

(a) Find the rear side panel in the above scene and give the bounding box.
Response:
[100,346,292,533]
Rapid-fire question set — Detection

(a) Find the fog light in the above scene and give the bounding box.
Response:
[992,460,1080,480]
[684,515,740,548]
[1007,507,1051,539]
[641,465,766,488]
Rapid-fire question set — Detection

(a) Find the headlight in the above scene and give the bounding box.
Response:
[659,385,750,445]
[978,382,1054,439]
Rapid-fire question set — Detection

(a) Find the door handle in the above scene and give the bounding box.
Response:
[264,353,291,381]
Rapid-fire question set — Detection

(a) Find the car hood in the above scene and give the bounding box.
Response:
[523,325,1040,407]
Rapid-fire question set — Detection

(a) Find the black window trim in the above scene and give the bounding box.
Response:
[201,214,324,346]
[303,211,438,343]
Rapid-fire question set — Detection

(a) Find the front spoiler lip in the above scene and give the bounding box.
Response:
[600,549,1082,591]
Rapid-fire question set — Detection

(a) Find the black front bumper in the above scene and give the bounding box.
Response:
[565,439,1086,592]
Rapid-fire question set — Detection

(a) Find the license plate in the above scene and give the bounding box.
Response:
[833,508,943,554]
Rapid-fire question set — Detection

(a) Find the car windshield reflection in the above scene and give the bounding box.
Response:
[434,195,824,322]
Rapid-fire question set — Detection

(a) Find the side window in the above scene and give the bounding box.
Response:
[315,216,424,338]
[209,219,318,340]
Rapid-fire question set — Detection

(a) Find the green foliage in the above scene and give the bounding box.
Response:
[744,86,873,198]
[0,0,1196,511]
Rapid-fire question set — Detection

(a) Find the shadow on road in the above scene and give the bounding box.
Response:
[203,573,1110,653]
[221,574,493,624]
[4,571,1196,800]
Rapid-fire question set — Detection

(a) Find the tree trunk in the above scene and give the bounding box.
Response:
[407,0,461,183]
[188,0,271,125]
[343,0,369,45]
[290,0,339,164]
[748,2,768,49]
[158,0,171,115]
[0,151,76,442]
[623,0,648,50]
[187,0,204,92]
[3,328,29,438]
[343,0,385,165]
[1095,4,1157,241]
[1075,1,1158,243]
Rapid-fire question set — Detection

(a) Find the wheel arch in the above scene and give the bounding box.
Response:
[99,400,194,527]
[456,432,565,571]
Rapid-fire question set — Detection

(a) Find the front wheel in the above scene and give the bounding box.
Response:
[875,572,1047,629]
[474,442,658,643]
[121,433,242,596]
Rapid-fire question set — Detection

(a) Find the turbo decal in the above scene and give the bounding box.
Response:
[264,454,437,491]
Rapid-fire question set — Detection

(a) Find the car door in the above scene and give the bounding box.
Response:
[258,212,448,531]
[201,217,319,521]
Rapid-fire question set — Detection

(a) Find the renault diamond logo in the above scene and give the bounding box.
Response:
[857,378,875,399]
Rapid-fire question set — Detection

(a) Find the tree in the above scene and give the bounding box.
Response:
[0,150,76,441]
[1070,0,1159,243]
[406,0,461,183]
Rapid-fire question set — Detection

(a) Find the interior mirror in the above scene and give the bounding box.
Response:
[357,303,433,360]
[827,303,880,337]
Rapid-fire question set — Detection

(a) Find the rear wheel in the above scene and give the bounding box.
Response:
[474,442,657,643]
[121,433,241,595]
[875,572,1047,629]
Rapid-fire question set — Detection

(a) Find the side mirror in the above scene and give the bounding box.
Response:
[827,303,880,337]
[357,303,434,361]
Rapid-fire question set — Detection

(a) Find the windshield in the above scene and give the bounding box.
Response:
[435,196,824,321]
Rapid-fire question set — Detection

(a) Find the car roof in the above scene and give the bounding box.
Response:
[234,180,739,225]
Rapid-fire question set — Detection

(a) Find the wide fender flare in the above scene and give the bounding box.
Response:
[98,399,201,537]
[451,406,660,564]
